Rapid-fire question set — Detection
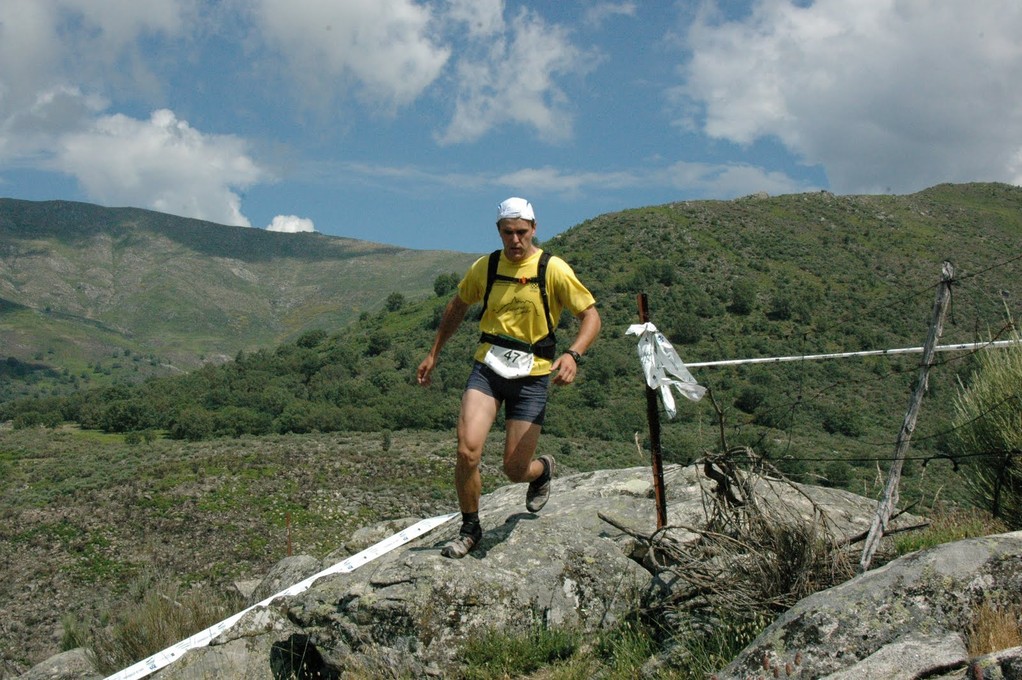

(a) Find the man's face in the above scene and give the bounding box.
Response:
[497,218,537,262]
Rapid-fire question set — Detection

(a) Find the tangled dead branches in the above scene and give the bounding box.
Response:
[602,445,860,650]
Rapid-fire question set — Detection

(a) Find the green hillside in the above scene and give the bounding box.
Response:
[0,198,477,400]
[4,183,1020,500]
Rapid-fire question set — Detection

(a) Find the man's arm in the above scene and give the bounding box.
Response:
[417,294,470,387]
[551,304,601,386]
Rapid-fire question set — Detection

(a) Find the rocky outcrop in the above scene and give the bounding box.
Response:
[14,648,101,680]
[23,464,1018,679]
[150,464,919,679]
[716,531,1022,680]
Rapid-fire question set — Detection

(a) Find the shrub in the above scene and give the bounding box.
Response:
[366,331,392,356]
[385,292,405,312]
[274,401,345,434]
[169,407,214,441]
[822,460,852,488]
[88,578,242,674]
[214,406,273,437]
[950,328,1022,528]
[295,329,328,349]
[734,386,765,414]
[433,272,460,297]
[820,406,865,437]
[13,411,60,429]
[729,278,757,315]
[667,312,703,345]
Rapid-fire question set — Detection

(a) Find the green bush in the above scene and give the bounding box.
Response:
[950,329,1022,528]
[822,460,853,488]
[729,278,757,315]
[820,405,865,437]
[433,272,460,297]
[295,329,328,349]
[169,407,214,441]
[385,292,405,312]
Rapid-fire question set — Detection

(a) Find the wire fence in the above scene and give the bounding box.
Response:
[662,255,1021,474]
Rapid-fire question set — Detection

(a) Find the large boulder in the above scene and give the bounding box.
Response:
[717,531,1022,680]
[153,463,909,678]
[15,648,101,680]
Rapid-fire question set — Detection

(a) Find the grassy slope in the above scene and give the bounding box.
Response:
[0,425,639,671]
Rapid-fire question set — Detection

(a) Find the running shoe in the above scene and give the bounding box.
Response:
[441,523,482,559]
[526,455,555,512]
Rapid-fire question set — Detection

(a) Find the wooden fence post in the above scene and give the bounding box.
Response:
[637,293,668,530]
[859,261,955,571]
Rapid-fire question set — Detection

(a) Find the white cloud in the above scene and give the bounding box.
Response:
[326,156,810,205]
[267,215,316,233]
[54,109,268,227]
[0,2,63,113]
[0,0,191,115]
[439,7,595,144]
[445,0,504,39]
[250,0,450,108]
[678,0,1022,193]
[662,160,812,198]
[1,87,108,163]
[497,166,642,195]
[0,3,269,228]
[583,2,637,27]
[497,160,809,199]
[0,0,259,228]
[247,1,596,144]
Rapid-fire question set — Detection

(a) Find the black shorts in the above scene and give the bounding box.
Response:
[465,362,550,425]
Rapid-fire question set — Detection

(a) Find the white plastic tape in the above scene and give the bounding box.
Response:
[105,512,457,680]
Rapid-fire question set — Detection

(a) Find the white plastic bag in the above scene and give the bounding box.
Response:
[626,322,706,418]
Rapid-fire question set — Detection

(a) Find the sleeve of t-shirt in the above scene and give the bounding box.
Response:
[457,255,489,305]
[548,256,596,316]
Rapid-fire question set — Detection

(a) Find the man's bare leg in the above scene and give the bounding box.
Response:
[443,389,498,558]
[502,418,543,483]
[455,388,500,512]
[504,419,554,512]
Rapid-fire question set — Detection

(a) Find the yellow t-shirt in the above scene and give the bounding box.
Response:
[458,249,596,376]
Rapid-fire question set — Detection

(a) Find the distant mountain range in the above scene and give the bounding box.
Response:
[0,199,476,395]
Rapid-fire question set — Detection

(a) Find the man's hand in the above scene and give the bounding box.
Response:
[417,355,436,387]
[552,305,600,386]
[417,295,469,388]
[551,353,578,385]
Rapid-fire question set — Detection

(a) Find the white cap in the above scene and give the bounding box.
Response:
[497,197,535,222]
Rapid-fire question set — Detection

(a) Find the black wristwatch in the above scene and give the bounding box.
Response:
[565,349,582,364]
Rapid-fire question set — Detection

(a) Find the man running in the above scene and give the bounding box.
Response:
[417,197,601,558]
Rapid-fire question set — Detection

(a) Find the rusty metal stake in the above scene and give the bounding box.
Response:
[637,293,668,530]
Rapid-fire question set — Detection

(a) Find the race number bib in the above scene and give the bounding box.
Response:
[483,343,535,379]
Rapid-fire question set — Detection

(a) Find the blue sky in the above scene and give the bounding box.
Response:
[1,1,1020,254]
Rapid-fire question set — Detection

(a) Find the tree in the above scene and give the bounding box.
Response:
[950,331,1022,528]
[295,329,328,349]
[729,278,757,315]
[169,407,215,441]
[433,273,460,297]
[385,292,405,312]
[366,330,392,356]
